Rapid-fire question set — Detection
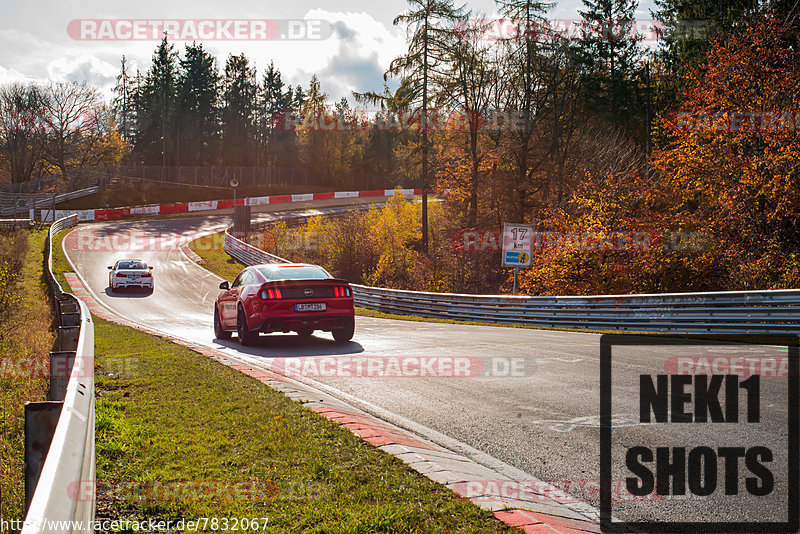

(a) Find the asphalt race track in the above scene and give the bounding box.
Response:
[63,207,795,526]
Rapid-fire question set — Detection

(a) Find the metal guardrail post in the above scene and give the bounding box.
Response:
[24,402,63,512]
[49,353,76,402]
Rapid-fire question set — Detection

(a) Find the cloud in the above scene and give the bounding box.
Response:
[317,37,385,103]
[46,55,118,91]
[0,64,37,86]
[294,10,405,103]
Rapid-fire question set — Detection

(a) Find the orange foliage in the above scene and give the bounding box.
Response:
[651,16,800,289]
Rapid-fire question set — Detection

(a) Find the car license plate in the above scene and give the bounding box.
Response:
[295,303,326,312]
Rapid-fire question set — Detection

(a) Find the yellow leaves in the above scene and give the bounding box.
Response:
[362,189,421,288]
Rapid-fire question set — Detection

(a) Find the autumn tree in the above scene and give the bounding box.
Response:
[496,0,555,218]
[0,83,45,183]
[651,16,800,289]
[41,81,123,176]
[439,16,497,226]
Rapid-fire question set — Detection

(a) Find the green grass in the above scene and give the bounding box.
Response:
[189,233,246,283]
[91,318,514,532]
[51,227,72,292]
[0,227,56,520]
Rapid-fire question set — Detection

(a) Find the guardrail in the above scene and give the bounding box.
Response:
[0,187,100,219]
[350,285,800,335]
[44,215,77,295]
[223,224,800,335]
[224,227,290,266]
[22,214,95,534]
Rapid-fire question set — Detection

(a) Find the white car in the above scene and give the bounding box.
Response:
[108,259,154,292]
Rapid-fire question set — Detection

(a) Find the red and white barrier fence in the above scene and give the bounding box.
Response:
[37,188,422,223]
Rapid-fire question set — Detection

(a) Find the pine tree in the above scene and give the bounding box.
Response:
[136,34,179,166]
[257,61,288,167]
[222,53,257,166]
[111,56,136,146]
[652,0,757,81]
[292,85,305,110]
[577,0,643,130]
[300,75,328,183]
[178,43,220,165]
[389,0,465,251]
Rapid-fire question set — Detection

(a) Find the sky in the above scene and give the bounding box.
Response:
[0,0,658,105]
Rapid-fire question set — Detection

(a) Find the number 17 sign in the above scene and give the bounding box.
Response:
[502,223,533,267]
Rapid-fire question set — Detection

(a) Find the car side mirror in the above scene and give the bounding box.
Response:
[107,266,112,269]
[149,266,154,270]
[219,281,229,290]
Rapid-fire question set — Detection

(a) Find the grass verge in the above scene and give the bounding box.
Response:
[51,227,72,292]
[0,227,56,520]
[189,234,246,283]
[50,228,514,532]
[90,317,513,532]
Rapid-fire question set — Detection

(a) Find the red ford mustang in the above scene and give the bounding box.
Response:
[214,263,355,345]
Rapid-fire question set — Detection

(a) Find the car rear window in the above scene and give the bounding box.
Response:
[118,261,147,270]
[257,266,330,281]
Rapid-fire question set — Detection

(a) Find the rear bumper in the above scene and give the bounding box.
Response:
[113,280,153,288]
[257,314,353,333]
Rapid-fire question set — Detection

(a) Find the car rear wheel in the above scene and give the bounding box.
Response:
[214,306,231,340]
[332,318,354,343]
[237,305,257,346]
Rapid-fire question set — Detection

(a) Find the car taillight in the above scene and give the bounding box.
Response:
[116,273,127,278]
[334,286,351,297]
[142,273,152,277]
[259,288,282,300]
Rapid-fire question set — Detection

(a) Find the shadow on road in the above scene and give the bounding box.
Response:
[213,333,364,358]
[104,287,153,298]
